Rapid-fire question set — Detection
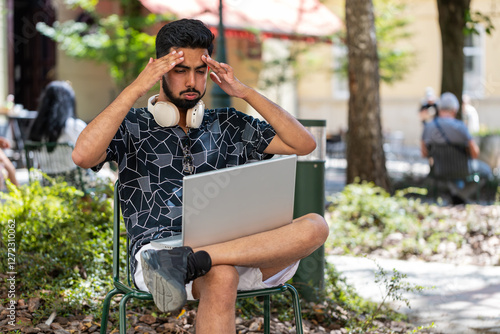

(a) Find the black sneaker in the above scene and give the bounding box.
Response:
[141,247,211,312]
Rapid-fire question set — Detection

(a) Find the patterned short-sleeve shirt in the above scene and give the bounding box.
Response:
[94,106,276,261]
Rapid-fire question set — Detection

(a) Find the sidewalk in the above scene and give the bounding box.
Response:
[328,255,500,334]
[324,156,500,333]
[324,152,430,197]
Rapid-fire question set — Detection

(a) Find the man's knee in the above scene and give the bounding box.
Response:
[299,213,329,244]
[192,265,239,300]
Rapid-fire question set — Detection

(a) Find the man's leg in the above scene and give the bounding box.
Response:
[194,213,328,279]
[190,213,327,334]
[141,213,328,320]
[192,265,239,334]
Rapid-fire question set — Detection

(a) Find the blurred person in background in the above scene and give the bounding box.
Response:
[419,87,439,124]
[462,94,480,135]
[421,92,492,204]
[29,80,86,144]
[0,136,19,189]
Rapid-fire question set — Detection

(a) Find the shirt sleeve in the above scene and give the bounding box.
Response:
[228,108,276,161]
[91,110,132,172]
[458,122,473,141]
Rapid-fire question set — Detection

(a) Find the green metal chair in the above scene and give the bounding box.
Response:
[24,141,86,192]
[100,182,304,334]
[427,143,481,202]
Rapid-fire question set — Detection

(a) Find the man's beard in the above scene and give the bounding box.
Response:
[162,76,205,110]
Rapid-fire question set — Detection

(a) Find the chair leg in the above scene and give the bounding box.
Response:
[286,284,304,334]
[100,288,121,334]
[119,293,134,334]
[263,295,271,334]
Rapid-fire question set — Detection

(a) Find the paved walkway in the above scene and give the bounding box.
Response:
[325,155,500,333]
[328,255,500,334]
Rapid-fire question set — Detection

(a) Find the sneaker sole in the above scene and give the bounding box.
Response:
[142,257,187,312]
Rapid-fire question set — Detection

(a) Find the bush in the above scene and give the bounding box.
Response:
[326,181,500,264]
[327,182,433,255]
[0,177,115,317]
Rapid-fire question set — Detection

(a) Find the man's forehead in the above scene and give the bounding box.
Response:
[170,47,209,55]
[172,47,208,66]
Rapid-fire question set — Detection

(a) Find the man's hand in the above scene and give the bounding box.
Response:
[130,51,186,98]
[202,55,250,99]
[202,55,316,156]
[0,137,11,149]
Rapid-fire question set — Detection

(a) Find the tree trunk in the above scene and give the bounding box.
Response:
[437,0,471,118]
[345,0,390,191]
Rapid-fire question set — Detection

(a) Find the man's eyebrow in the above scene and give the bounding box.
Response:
[174,64,208,70]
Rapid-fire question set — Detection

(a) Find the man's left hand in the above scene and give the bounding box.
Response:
[202,55,250,99]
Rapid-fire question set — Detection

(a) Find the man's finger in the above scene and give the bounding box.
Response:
[210,72,222,84]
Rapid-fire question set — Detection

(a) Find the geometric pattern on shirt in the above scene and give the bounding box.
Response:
[93,107,276,271]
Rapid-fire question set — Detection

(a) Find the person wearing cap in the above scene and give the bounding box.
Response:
[418,87,439,124]
[421,92,492,203]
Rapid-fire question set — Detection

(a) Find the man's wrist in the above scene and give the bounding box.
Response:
[239,85,255,101]
[121,85,143,104]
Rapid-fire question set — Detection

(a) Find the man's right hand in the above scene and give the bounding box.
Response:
[73,50,185,169]
[130,50,185,98]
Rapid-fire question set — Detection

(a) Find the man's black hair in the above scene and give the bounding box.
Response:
[156,19,215,58]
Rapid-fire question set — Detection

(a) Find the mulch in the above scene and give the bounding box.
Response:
[0,299,419,334]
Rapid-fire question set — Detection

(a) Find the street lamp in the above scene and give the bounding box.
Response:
[211,0,231,108]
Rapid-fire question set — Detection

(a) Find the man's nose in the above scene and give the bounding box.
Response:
[186,72,195,87]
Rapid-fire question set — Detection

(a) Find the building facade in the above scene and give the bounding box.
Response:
[2,0,500,148]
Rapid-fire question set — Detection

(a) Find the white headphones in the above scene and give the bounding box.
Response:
[148,94,205,128]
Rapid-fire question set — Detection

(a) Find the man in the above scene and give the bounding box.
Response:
[421,92,492,203]
[73,19,328,333]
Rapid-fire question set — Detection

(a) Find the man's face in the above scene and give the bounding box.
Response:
[162,47,209,110]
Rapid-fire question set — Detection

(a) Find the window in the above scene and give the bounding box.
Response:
[331,44,349,100]
[463,25,485,99]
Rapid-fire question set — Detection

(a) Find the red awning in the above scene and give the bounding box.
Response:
[139,0,342,39]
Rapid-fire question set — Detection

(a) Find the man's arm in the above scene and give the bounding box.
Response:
[72,51,185,168]
[420,140,428,158]
[468,139,479,159]
[202,55,316,156]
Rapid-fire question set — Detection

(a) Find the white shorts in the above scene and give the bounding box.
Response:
[134,243,300,300]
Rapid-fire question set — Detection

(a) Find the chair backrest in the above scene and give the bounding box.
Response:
[428,143,470,179]
[24,141,85,190]
[113,181,134,287]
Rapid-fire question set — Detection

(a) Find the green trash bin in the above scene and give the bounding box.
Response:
[292,119,326,302]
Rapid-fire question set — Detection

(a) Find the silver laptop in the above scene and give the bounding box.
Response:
[150,155,297,249]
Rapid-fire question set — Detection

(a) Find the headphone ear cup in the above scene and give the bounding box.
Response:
[186,100,205,128]
[148,95,180,127]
